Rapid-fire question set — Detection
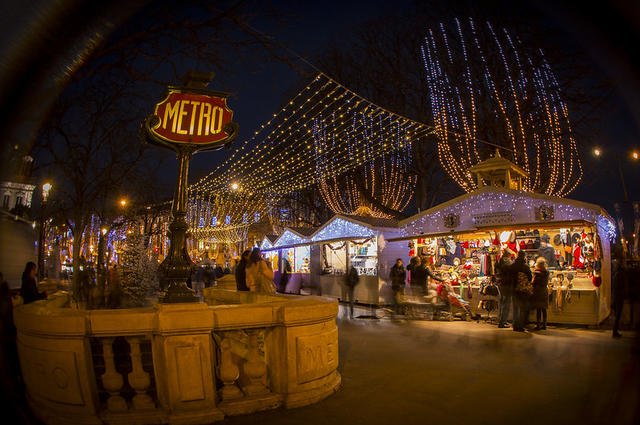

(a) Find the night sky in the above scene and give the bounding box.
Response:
[1,0,639,221]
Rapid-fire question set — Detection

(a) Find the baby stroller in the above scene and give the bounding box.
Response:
[435,281,473,321]
[476,280,501,323]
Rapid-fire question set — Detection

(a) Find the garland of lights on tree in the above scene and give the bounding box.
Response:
[421,17,582,197]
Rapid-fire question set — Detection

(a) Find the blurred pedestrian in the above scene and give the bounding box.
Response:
[20,262,47,304]
[389,258,406,313]
[245,248,275,293]
[531,257,549,330]
[278,258,292,294]
[411,258,443,297]
[345,265,360,318]
[107,264,122,308]
[235,250,251,291]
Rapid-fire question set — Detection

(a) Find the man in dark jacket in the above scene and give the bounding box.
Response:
[510,250,532,332]
[345,265,359,318]
[496,253,514,328]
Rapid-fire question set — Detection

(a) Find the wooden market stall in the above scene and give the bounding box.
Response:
[394,155,617,325]
[260,227,314,294]
[307,215,405,304]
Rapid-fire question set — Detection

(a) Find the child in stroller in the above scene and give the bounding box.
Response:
[436,278,473,320]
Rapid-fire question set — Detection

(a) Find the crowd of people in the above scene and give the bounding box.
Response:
[387,245,631,337]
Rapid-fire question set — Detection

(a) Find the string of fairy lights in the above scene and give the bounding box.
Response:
[421,17,583,197]
[184,18,585,243]
[186,72,433,239]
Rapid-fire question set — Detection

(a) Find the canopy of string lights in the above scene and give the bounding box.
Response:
[186,72,434,237]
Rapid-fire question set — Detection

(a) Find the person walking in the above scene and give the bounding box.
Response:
[278,259,292,294]
[496,252,514,328]
[235,250,251,292]
[345,265,360,318]
[20,262,47,304]
[245,248,275,294]
[531,257,550,330]
[510,250,532,332]
[389,258,406,313]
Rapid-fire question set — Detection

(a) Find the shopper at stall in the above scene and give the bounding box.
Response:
[537,234,557,268]
[406,256,420,284]
[345,265,360,318]
[496,252,514,328]
[531,257,550,330]
[245,248,275,294]
[410,259,443,297]
[511,250,532,332]
[20,262,47,304]
[389,258,406,313]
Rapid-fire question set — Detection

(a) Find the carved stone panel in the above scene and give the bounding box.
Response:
[295,328,338,384]
[19,344,84,405]
[175,345,206,402]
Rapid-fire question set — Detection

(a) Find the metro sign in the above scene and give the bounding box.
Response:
[145,88,237,150]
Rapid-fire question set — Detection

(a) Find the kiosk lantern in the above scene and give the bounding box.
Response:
[145,71,238,303]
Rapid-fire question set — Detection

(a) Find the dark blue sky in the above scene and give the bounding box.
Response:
[184,0,640,213]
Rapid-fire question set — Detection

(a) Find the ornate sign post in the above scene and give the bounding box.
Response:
[145,71,238,302]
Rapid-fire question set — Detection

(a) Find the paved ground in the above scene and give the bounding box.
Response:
[221,304,640,425]
[3,304,639,425]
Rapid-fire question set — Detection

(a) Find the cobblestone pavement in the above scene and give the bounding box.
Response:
[220,304,640,425]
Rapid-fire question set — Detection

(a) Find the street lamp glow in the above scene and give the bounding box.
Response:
[231,182,239,191]
[42,182,52,202]
[593,147,601,157]
[101,227,108,235]
[119,198,128,208]
[632,151,639,160]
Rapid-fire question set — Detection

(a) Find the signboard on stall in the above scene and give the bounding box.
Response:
[472,211,514,226]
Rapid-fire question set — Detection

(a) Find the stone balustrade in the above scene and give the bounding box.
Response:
[13,290,341,425]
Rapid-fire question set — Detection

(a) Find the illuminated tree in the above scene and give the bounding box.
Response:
[421,17,583,196]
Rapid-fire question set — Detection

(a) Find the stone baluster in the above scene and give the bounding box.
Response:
[241,332,268,395]
[218,338,243,400]
[126,336,155,409]
[101,338,127,412]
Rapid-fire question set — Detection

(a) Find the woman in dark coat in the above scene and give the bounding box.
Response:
[234,250,251,291]
[20,261,47,304]
[531,257,550,330]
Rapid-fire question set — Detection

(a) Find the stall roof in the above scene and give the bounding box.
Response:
[259,234,278,250]
[310,214,396,244]
[288,226,317,237]
[398,186,616,239]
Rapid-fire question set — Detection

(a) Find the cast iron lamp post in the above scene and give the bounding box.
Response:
[144,71,238,303]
